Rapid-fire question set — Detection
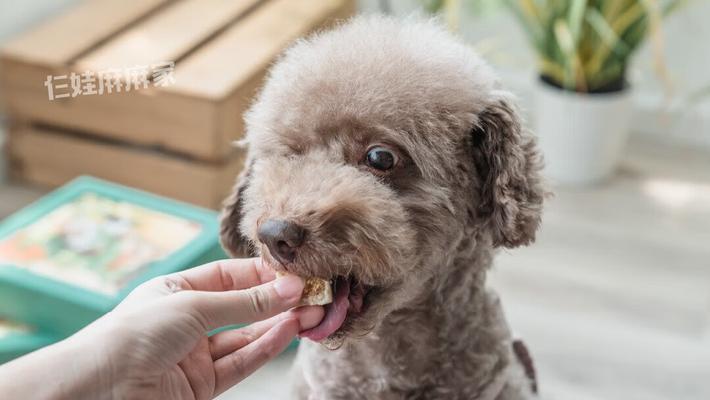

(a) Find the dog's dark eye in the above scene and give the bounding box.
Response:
[366,146,397,171]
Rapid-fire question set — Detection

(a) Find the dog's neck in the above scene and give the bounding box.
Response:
[378,233,505,351]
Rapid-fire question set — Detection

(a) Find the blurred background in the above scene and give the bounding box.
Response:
[0,1,708,399]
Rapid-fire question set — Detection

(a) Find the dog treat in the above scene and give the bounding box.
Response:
[276,271,333,306]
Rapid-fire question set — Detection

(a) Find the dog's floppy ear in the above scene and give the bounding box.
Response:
[220,159,256,257]
[471,90,545,248]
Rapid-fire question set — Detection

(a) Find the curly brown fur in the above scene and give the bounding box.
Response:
[221,16,544,400]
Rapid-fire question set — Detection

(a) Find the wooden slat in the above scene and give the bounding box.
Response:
[0,61,217,158]
[171,0,354,98]
[79,0,262,72]
[0,0,170,66]
[9,126,245,208]
[0,0,354,161]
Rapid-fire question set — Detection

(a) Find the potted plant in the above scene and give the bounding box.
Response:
[504,0,686,185]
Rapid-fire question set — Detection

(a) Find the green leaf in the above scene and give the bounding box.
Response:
[568,0,588,44]
[554,18,576,55]
[553,19,579,89]
[420,0,446,13]
[586,8,630,56]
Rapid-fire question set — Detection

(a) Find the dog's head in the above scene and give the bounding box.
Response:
[221,16,544,346]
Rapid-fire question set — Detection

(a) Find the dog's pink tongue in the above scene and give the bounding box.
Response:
[300,281,350,342]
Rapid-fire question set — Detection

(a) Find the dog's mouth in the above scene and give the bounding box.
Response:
[260,247,379,342]
[299,275,371,342]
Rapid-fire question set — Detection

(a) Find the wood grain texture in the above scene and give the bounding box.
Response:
[0,0,170,65]
[170,0,355,98]
[78,0,262,72]
[8,125,245,208]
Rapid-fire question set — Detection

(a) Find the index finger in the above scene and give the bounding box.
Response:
[170,258,276,292]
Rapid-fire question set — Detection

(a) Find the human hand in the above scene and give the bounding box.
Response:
[104,258,324,399]
[0,258,324,400]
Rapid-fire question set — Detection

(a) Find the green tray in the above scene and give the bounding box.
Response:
[0,319,57,364]
[0,176,225,337]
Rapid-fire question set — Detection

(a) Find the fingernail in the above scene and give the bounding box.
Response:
[273,274,304,301]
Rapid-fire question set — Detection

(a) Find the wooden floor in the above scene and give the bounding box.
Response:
[1,136,708,399]
[489,137,710,400]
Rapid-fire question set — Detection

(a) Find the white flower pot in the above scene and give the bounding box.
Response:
[534,79,633,186]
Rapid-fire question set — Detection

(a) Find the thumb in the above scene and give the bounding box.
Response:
[176,274,305,331]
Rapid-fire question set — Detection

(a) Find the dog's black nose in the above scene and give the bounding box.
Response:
[257,219,306,265]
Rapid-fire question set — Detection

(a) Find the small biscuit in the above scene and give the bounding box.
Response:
[276,271,333,306]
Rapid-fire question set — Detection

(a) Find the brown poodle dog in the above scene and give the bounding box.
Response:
[220,15,544,400]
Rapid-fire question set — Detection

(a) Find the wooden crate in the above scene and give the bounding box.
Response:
[0,0,355,208]
[0,0,354,161]
[8,125,244,209]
